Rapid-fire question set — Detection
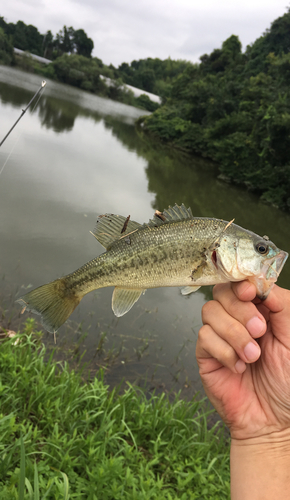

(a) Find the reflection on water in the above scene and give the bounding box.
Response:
[0,66,150,126]
[1,66,289,399]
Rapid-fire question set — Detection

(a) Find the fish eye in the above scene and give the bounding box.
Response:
[255,242,268,255]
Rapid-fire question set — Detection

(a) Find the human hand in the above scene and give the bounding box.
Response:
[196,282,290,441]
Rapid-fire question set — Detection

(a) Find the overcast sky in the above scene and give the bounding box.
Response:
[2,1,290,67]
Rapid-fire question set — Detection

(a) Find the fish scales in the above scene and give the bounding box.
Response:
[64,218,225,293]
[16,204,288,333]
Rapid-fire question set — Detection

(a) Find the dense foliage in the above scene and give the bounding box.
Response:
[116,58,194,99]
[0,322,230,499]
[0,27,14,65]
[0,18,94,59]
[142,11,290,210]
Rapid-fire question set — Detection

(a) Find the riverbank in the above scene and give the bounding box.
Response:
[9,50,160,113]
[0,320,230,499]
[139,11,290,213]
[0,65,151,125]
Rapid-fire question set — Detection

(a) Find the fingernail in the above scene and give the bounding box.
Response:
[246,316,265,336]
[235,359,246,373]
[244,342,261,361]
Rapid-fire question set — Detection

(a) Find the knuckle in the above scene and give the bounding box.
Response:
[212,283,229,300]
[219,345,235,365]
[228,300,256,326]
[198,324,210,343]
[225,319,244,340]
[201,300,218,322]
[226,293,244,316]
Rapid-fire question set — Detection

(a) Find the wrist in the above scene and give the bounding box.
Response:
[230,428,290,500]
[231,426,290,452]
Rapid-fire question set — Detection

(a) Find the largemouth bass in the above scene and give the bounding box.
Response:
[17,204,288,333]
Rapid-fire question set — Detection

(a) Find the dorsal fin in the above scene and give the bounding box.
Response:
[144,203,193,228]
[92,214,141,249]
[92,204,193,248]
[164,204,193,220]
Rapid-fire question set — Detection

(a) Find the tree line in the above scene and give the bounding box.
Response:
[0,16,192,100]
[141,10,290,211]
[0,18,94,58]
[0,16,192,90]
[0,12,289,210]
[0,17,163,110]
[0,16,193,108]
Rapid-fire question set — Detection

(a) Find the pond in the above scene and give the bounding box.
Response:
[1,66,289,399]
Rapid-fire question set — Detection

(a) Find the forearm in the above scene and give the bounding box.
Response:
[231,429,290,500]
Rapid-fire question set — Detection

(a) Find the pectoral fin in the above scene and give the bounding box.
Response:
[181,286,201,296]
[112,287,146,317]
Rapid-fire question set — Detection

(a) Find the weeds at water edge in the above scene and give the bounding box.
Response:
[0,319,230,499]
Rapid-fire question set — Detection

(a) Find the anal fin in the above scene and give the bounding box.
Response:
[112,287,146,317]
[181,286,201,296]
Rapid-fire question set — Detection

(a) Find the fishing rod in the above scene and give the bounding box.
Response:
[0,80,47,147]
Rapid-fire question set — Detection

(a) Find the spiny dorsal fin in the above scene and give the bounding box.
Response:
[112,287,146,317]
[164,204,193,220]
[145,203,193,228]
[93,204,193,248]
[92,214,141,249]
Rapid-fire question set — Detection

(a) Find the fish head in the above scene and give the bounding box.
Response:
[214,230,288,299]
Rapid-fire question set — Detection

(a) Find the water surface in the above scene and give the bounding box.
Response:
[1,66,289,398]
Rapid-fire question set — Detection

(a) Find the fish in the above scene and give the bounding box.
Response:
[16,204,288,333]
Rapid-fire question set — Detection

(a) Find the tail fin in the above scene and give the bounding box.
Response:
[16,278,81,333]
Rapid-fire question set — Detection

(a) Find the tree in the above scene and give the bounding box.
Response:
[25,24,43,55]
[245,9,290,75]
[73,29,94,57]
[43,30,54,59]
[62,26,74,53]
[222,35,242,59]
[53,26,74,57]
[200,35,242,74]
[138,68,156,92]
[264,9,290,55]
[0,27,14,64]
[13,20,27,50]
[0,16,7,32]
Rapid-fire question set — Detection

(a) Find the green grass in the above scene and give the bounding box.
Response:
[0,319,230,499]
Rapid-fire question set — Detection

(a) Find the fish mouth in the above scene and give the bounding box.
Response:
[255,250,288,300]
[262,250,288,281]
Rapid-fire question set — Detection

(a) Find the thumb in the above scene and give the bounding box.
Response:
[260,285,290,344]
[262,285,290,313]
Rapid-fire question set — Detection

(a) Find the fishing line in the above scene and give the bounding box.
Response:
[0,130,22,177]
[0,80,47,177]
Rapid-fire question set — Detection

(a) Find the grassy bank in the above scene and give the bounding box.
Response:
[0,320,230,499]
